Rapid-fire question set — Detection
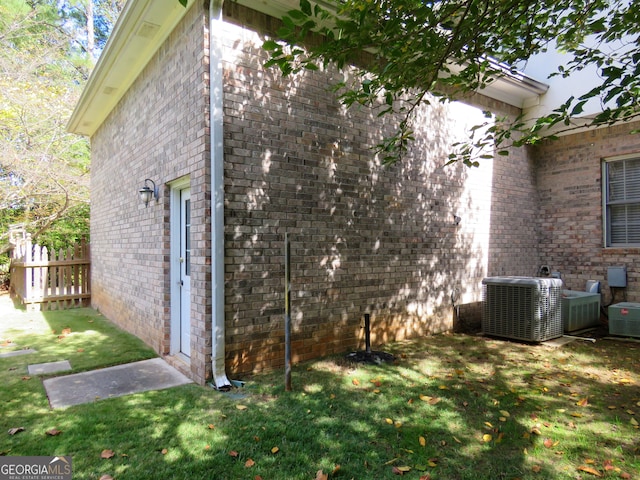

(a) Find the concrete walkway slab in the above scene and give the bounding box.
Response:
[0,348,37,358]
[43,358,193,409]
[29,360,71,375]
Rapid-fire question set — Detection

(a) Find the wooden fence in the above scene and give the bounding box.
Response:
[10,236,91,311]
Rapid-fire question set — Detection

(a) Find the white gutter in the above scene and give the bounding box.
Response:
[209,0,232,390]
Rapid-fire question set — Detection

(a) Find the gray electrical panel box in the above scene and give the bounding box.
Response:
[607,266,627,288]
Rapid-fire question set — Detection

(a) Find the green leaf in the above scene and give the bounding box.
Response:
[262,40,280,51]
[288,9,308,22]
[300,0,312,16]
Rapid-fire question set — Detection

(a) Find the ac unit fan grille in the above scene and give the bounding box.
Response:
[482,277,562,342]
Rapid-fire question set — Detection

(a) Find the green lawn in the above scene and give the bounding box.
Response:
[1,303,639,479]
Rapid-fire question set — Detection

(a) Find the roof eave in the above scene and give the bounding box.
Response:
[67,0,195,136]
[68,0,547,137]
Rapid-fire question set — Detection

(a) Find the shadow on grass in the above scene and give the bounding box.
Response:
[1,331,638,479]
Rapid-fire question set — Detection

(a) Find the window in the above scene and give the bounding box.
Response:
[604,155,640,247]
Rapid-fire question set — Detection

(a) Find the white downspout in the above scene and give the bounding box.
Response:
[209,0,231,389]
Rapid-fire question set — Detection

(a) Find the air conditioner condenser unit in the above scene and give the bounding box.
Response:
[482,276,564,342]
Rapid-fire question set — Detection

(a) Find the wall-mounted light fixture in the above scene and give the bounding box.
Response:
[139,179,159,207]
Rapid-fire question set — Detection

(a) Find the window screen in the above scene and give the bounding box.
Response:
[605,157,640,246]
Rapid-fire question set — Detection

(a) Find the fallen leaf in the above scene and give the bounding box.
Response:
[255,476,263,480]
[453,436,462,444]
[419,435,426,447]
[315,470,328,480]
[236,405,248,410]
[229,451,239,457]
[620,472,631,479]
[77,348,85,353]
[577,465,602,476]
[21,376,31,381]
[500,410,510,417]
[271,446,279,454]
[385,418,394,425]
[46,428,62,436]
[245,458,255,468]
[101,449,115,459]
[332,465,341,475]
[543,438,554,448]
[208,424,215,429]
[577,398,589,407]
[8,427,25,435]
[393,465,411,475]
[630,417,638,426]
[99,476,114,480]
[161,448,168,455]
[532,465,542,473]
[419,475,432,480]
[352,378,360,386]
[482,434,492,443]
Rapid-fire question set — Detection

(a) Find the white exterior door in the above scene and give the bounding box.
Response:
[179,188,191,357]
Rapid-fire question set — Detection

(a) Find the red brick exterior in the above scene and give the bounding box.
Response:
[90,5,212,383]
[88,2,639,384]
[534,122,640,304]
[218,5,541,374]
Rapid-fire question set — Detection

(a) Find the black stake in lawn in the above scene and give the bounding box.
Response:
[345,313,395,364]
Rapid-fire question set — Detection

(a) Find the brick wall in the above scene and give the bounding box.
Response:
[533,121,640,304]
[220,5,541,374]
[89,1,546,383]
[90,3,212,384]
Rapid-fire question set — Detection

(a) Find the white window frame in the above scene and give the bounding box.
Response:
[603,153,640,247]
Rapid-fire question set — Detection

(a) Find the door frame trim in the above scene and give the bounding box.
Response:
[169,176,190,358]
